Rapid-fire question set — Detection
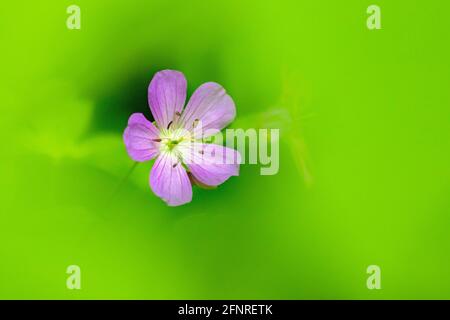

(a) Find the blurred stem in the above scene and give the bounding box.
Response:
[110,162,139,201]
[289,135,313,187]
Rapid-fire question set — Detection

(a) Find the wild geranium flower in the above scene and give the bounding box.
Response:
[123,70,240,206]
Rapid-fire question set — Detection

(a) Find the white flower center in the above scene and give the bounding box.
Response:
[158,127,192,157]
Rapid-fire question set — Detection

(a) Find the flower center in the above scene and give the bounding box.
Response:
[166,139,181,151]
[158,127,192,155]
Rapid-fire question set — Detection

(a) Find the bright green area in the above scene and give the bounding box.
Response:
[0,0,449,299]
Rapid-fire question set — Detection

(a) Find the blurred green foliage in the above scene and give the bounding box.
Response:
[0,0,449,299]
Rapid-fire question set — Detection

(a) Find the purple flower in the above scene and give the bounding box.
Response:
[123,70,240,206]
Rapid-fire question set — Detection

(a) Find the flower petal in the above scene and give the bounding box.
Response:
[148,70,187,129]
[181,143,240,186]
[150,152,192,206]
[123,113,160,162]
[180,82,236,137]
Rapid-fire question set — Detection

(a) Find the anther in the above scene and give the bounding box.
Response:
[167,121,173,129]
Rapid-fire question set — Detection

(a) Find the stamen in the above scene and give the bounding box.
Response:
[172,111,182,128]
[167,121,173,129]
[152,138,162,142]
[192,119,199,128]
[172,162,179,168]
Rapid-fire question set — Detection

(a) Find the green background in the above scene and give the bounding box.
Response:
[1,0,449,299]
